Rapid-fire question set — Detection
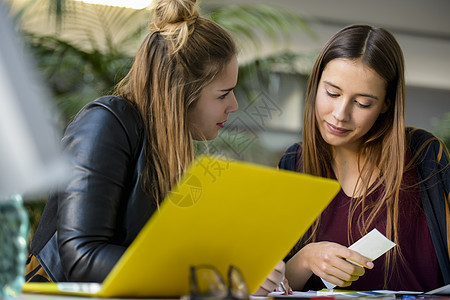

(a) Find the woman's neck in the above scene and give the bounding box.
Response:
[331,146,379,197]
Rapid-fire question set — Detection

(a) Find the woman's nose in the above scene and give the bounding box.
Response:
[227,91,238,113]
[332,99,351,122]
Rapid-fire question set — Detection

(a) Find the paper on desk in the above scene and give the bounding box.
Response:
[266,291,318,298]
[321,228,396,289]
[317,289,421,297]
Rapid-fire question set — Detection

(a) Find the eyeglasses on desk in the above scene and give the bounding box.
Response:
[182,265,249,300]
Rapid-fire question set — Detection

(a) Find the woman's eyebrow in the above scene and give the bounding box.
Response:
[219,86,235,92]
[323,81,379,100]
[324,81,341,91]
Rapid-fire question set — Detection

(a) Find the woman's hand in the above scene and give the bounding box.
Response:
[286,242,374,290]
[252,261,293,296]
[275,277,293,294]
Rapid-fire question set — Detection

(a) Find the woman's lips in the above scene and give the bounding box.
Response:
[326,122,350,135]
[217,121,226,128]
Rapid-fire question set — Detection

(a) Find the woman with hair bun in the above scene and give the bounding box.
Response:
[25,0,288,295]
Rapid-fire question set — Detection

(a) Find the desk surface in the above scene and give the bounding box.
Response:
[18,294,173,300]
[18,291,450,300]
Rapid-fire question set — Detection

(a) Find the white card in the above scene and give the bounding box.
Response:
[321,228,396,289]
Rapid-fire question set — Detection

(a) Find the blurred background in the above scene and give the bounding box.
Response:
[3,0,449,236]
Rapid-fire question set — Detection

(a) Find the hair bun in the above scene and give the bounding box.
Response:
[152,0,199,32]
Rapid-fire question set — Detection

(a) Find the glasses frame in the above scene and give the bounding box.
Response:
[187,264,249,300]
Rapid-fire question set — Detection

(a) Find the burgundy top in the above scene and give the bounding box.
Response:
[303,152,443,292]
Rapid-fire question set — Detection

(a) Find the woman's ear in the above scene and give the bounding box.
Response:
[381,98,390,113]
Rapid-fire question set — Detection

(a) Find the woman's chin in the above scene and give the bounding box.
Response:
[192,131,218,141]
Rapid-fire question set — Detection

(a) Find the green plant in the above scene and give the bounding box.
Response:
[208,3,314,49]
[23,199,47,246]
[432,112,450,150]
[25,33,135,123]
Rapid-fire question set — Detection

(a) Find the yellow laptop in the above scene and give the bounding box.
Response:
[23,155,340,298]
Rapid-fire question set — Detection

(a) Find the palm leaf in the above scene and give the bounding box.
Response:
[54,2,147,54]
[209,4,316,49]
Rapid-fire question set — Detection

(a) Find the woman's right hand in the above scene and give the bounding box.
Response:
[286,241,374,290]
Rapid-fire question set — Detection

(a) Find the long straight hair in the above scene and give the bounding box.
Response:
[115,0,236,206]
[301,24,406,284]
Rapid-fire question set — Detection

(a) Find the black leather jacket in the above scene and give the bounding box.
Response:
[29,96,158,282]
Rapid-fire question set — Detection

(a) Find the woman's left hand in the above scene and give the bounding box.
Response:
[252,261,293,296]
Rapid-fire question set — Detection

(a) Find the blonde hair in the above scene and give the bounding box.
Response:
[301,24,406,285]
[115,0,236,206]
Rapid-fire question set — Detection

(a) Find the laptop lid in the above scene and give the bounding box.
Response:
[24,155,340,297]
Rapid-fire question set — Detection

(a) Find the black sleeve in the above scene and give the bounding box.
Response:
[278,143,303,262]
[56,103,134,282]
[409,128,450,283]
[278,143,301,171]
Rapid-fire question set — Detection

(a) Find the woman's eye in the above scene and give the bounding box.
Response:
[218,92,230,100]
[356,101,371,108]
[326,90,339,98]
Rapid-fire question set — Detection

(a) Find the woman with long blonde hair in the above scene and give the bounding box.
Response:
[279,24,449,291]
[25,0,286,295]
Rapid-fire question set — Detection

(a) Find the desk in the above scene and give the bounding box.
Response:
[18,288,450,300]
[17,293,450,300]
[17,294,173,300]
